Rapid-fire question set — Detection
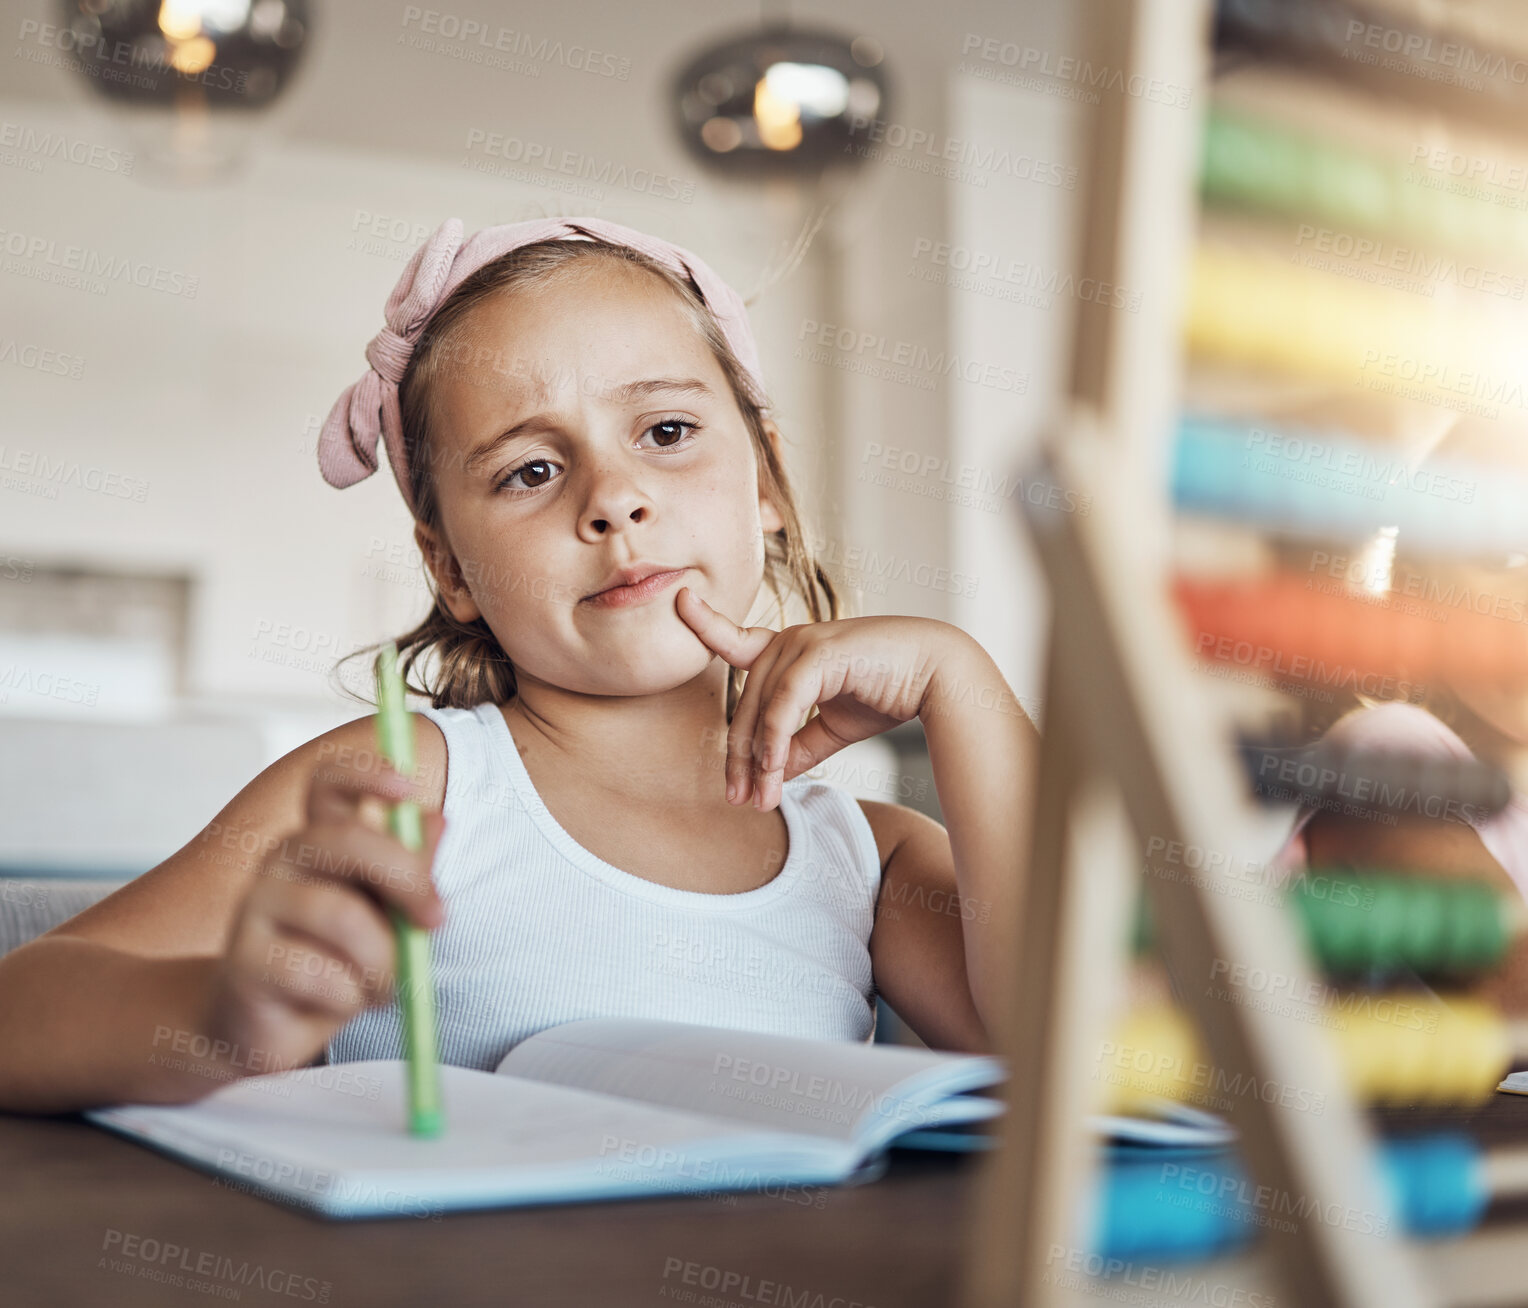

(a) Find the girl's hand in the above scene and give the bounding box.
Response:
[675,586,969,811]
[205,752,446,1076]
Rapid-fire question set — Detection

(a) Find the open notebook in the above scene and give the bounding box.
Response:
[85,1017,1007,1218]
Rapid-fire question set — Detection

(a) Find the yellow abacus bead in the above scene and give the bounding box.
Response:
[1337,998,1508,1106]
[1101,998,1509,1112]
[1099,1006,1204,1112]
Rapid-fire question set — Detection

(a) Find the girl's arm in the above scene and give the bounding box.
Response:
[867,637,1040,1053]
[0,715,446,1113]
[0,943,229,1110]
[862,799,988,1052]
[673,590,1039,1055]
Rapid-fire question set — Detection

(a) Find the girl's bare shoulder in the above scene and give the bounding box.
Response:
[299,710,449,811]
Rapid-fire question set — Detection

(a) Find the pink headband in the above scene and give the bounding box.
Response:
[317,216,765,516]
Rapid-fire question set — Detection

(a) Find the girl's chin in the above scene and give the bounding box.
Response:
[580,628,719,694]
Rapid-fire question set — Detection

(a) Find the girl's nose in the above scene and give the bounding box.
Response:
[577,465,654,538]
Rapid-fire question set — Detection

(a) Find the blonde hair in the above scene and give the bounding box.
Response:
[339,237,841,719]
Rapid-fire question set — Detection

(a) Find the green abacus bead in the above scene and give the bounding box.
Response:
[1295,871,1510,976]
[1364,876,1412,973]
[1132,893,1155,956]
[1142,869,1510,977]
[1444,881,1510,974]
[1291,873,1373,973]
[1399,877,1449,972]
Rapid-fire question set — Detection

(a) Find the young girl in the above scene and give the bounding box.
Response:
[0,217,1037,1111]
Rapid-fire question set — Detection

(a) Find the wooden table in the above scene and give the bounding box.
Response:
[0,1112,974,1307]
[11,1097,1528,1308]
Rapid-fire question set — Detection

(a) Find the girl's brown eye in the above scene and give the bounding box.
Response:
[642,419,698,450]
[496,458,562,494]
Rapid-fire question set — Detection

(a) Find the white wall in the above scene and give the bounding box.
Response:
[946,74,1082,718]
[0,0,1082,862]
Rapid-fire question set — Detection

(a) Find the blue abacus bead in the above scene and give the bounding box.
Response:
[1091,1156,1256,1264]
[1090,1136,1486,1267]
[1379,1135,1487,1237]
[1171,415,1527,558]
[1171,418,1238,515]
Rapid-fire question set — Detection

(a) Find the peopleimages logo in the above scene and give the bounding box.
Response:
[0,339,84,379]
[845,114,1077,189]
[1344,18,1528,83]
[1292,224,1525,299]
[0,228,198,297]
[462,129,695,203]
[910,236,1142,312]
[0,445,148,501]
[797,319,1029,394]
[806,530,980,599]
[859,442,1089,516]
[1044,1244,1278,1306]
[15,19,251,94]
[100,1229,333,1302]
[0,121,134,175]
[958,33,1194,107]
[660,1257,878,1308]
[399,7,632,80]
[1241,426,1478,503]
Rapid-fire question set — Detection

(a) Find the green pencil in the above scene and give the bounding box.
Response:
[373,642,444,1138]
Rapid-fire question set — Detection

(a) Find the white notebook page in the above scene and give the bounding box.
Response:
[497,1018,1006,1146]
[88,1060,846,1213]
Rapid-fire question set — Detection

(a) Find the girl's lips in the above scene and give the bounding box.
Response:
[581,568,689,608]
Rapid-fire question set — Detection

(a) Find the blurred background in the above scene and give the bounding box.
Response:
[0,0,1082,884]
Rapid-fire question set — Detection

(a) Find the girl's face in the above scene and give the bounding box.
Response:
[414,258,785,700]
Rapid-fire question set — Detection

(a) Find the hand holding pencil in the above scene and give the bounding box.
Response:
[203,651,446,1110]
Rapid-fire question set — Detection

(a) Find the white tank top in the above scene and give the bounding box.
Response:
[327,701,883,1071]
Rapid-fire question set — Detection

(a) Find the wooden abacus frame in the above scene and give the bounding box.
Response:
[960,3,1442,1305]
